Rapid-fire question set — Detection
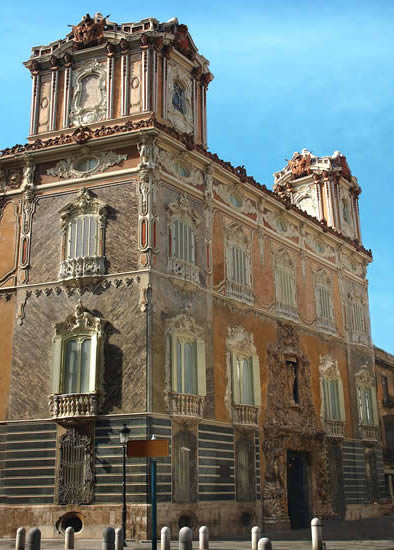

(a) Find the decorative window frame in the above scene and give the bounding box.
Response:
[49,301,106,420]
[347,283,369,345]
[225,222,253,305]
[47,149,127,180]
[355,365,379,432]
[314,268,336,332]
[167,194,200,284]
[167,63,193,134]
[226,326,261,427]
[58,188,107,283]
[166,308,206,420]
[274,248,298,318]
[319,355,345,438]
[69,58,107,126]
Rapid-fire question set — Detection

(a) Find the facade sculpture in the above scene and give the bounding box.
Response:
[0,12,390,540]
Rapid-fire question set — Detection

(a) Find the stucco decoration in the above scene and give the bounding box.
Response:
[69,59,107,126]
[319,355,339,380]
[138,136,159,169]
[293,183,319,219]
[215,181,257,216]
[47,150,127,179]
[264,208,299,240]
[167,62,193,134]
[226,325,256,355]
[159,149,203,188]
[54,300,106,337]
[338,187,355,239]
[355,364,374,387]
[304,230,336,261]
[167,193,200,226]
[263,323,332,523]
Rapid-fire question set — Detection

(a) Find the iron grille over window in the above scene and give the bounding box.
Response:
[58,428,94,505]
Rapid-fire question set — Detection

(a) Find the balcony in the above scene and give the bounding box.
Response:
[168,258,200,284]
[360,424,379,442]
[169,392,205,419]
[226,281,254,305]
[232,404,260,427]
[49,392,98,420]
[59,256,105,282]
[324,419,345,439]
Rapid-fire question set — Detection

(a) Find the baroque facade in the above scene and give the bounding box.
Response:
[0,12,390,539]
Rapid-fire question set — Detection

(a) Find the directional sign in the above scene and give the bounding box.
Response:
[127,439,169,458]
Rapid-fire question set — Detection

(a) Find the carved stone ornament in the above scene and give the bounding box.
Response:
[47,149,127,179]
[215,181,257,216]
[55,300,106,337]
[264,208,299,240]
[167,62,193,134]
[293,183,319,219]
[166,304,203,338]
[319,355,339,381]
[159,148,204,188]
[355,364,374,387]
[71,13,106,50]
[69,58,107,126]
[226,326,256,355]
[167,193,200,226]
[288,151,312,178]
[137,136,159,169]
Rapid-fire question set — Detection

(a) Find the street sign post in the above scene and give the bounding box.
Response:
[127,438,169,550]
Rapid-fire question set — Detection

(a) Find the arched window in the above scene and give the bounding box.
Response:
[319,355,345,438]
[355,365,378,441]
[274,249,297,317]
[59,188,107,281]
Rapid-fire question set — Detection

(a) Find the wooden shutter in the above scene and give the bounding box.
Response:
[89,333,98,392]
[52,335,63,393]
[197,339,206,396]
[252,354,261,407]
[171,332,178,391]
[231,352,240,404]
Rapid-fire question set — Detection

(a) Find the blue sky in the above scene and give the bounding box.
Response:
[1,1,393,352]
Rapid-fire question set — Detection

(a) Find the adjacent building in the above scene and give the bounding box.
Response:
[0,12,390,539]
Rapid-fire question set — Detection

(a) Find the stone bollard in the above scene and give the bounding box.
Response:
[199,526,208,550]
[16,528,26,550]
[27,528,41,550]
[311,518,323,550]
[251,526,261,550]
[161,527,171,550]
[65,527,74,550]
[179,526,192,550]
[258,538,272,550]
[103,527,115,550]
[115,528,124,550]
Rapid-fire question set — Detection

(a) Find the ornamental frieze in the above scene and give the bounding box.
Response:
[47,150,127,179]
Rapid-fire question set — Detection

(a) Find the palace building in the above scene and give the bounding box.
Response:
[0,12,390,539]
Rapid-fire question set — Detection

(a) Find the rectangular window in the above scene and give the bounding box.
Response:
[67,216,98,259]
[62,337,91,394]
[358,386,375,425]
[231,353,261,407]
[322,378,341,420]
[230,245,249,285]
[171,220,195,264]
[351,302,365,333]
[382,375,389,403]
[317,285,333,323]
[275,268,296,311]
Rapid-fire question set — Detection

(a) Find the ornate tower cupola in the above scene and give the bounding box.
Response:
[24,13,213,146]
[273,149,362,243]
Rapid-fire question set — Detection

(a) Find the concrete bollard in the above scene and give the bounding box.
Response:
[199,526,208,550]
[27,528,41,550]
[179,526,192,550]
[103,527,115,550]
[65,527,74,550]
[251,526,261,550]
[258,538,272,550]
[16,528,26,550]
[161,527,171,550]
[115,528,124,550]
[311,518,323,550]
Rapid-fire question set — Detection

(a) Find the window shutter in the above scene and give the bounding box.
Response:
[231,352,240,404]
[52,335,63,393]
[371,386,378,426]
[252,354,261,407]
[338,377,346,422]
[321,378,329,419]
[89,333,98,392]
[196,339,206,396]
[171,332,178,391]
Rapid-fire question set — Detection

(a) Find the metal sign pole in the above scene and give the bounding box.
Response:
[151,457,157,550]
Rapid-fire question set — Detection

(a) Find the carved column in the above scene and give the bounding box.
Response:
[137,137,159,268]
[351,188,362,241]
[106,44,115,119]
[120,39,130,117]
[62,53,73,128]
[49,56,59,131]
[28,62,41,136]
[314,174,324,221]
[191,67,202,141]
[18,156,36,284]
[323,173,335,228]
[161,45,172,119]
[204,165,214,282]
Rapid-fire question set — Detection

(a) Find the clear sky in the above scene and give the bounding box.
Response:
[1,1,393,353]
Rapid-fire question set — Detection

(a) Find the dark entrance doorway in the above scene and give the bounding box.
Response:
[287,450,310,529]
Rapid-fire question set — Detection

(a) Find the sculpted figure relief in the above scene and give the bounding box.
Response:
[71,13,107,50]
